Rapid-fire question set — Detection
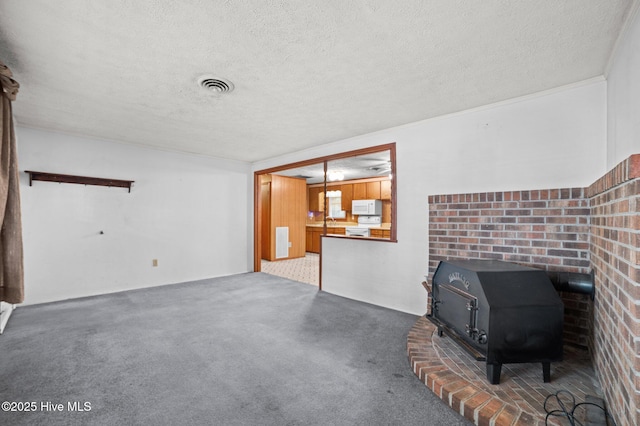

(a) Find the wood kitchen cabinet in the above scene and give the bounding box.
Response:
[353,183,367,199]
[352,181,383,199]
[308,187,324,212]
[366,181,380,199]
[310,178,389,217]
[306,226,346,254]
[381,180,391,200]
[327,227,345,235]
[340,184,353,211]
[306,227,322,253]
[370,228,391,239]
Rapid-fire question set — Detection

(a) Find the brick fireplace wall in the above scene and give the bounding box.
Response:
[428,188,592,347]
[588,154,640,426]
[427,154,640,426]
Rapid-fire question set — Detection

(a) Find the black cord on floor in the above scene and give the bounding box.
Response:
[544,390,617,426]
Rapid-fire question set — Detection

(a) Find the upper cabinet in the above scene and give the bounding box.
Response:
[352,180,388,200]
[352,182,367,199]
[381,180,391,200]
[308,178,391,214]
[308,186,324,211]
[341,184,353,211]
[366,181,380,199]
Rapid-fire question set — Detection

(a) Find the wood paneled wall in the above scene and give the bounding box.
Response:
[262,174,307,261]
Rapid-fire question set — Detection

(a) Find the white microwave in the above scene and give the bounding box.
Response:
[352,199,382,215]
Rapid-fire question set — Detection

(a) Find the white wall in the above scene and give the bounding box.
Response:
[606,6,640,167]
[253,80,607,315]
[17,127,252,305]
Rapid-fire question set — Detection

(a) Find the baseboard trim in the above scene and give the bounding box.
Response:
[0,302,15,334]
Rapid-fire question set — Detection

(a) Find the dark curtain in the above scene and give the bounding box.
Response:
[0,60,24,304]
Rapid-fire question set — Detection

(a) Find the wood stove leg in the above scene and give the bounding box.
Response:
[542,362,551,383]
[437,326,444,337]
[486,363,502,384]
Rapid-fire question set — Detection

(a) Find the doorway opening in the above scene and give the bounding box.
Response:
[254,143,397,289]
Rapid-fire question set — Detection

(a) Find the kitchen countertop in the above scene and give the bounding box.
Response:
[306,222,391,229]
[306,222,356,228]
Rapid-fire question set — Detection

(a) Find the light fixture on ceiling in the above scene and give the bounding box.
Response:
[197,75,234,93]
[327,171,344,181]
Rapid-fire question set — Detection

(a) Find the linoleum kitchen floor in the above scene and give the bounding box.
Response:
[0,273,470,426]
[261,252,319,286]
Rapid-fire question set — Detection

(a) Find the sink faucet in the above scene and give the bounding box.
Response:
[328,216,336,224]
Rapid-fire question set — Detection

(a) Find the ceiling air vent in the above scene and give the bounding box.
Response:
[197,75,234,93]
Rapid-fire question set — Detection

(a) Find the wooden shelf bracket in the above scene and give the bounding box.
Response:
[25,171,134,192]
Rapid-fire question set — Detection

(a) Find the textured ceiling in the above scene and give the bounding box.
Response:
[276,150,392,184]
[0,1,635,163]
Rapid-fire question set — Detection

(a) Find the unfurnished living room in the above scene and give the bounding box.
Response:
[1,2,639,425]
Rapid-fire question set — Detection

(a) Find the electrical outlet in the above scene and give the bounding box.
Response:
[152,259,158,267]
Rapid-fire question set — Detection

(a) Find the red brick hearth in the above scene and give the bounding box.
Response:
[408,317,600,425]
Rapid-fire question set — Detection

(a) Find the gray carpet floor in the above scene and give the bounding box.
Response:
[0,272,471,425]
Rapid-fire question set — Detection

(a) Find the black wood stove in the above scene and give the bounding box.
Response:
[427,259,564,384]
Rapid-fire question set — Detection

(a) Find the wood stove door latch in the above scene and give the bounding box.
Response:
[465,299,479,340]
